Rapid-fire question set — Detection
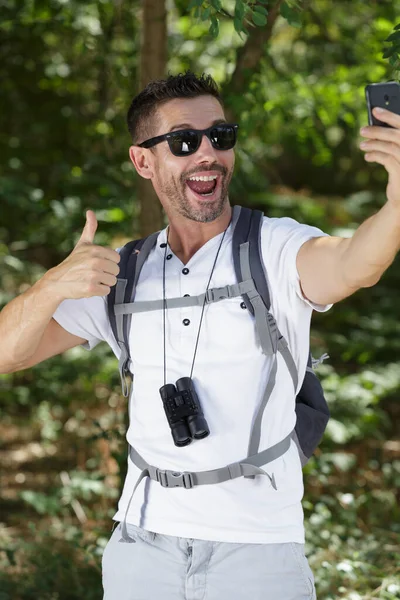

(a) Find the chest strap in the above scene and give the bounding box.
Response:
[114,279,255,315]
[119,432,292,543]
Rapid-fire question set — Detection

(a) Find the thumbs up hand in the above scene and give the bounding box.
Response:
[43,210,121,300]
[74,209,98,247]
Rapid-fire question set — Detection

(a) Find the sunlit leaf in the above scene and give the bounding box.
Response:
[252,11,267,27]
[254,5,268,16]
[209,15,219,38]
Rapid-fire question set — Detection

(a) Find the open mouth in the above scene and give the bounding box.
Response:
[185,174,219,199]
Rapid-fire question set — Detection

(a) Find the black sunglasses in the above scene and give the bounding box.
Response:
[138,123,239,157]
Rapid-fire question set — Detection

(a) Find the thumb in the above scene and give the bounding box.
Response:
[76,210,98,246]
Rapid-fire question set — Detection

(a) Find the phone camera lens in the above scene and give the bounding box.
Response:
[384,94,389,103]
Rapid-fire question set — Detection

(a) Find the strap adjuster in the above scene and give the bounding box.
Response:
[205,288,215,303]
[156,469,169,487]
[206,286,229,303]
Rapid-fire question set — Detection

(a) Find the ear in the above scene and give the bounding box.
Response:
[129,146,154,180]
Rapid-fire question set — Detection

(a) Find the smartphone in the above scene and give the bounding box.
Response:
[365,81,400,127]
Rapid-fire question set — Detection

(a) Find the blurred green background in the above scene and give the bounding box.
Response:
[0,1,399,599]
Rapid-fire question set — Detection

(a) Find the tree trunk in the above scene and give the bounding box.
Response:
[137,0,167,237]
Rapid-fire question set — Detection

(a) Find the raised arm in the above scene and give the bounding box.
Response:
[0,210,120,374]
[297,106,400,306]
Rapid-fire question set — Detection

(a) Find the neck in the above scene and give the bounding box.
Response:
[166,203,232,264]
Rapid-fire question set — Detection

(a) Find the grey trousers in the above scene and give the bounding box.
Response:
[102,522,317,600]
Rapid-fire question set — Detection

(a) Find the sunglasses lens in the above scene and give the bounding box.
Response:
[210,125,237,150]
[169,131,200,156]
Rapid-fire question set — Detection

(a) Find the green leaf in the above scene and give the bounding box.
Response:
[209,16,219,38]
[254,5,268,16]
[201,6,211,20]
[280,2,302,28]
[234,16,244,34]
[389,54,400,67]
[383,47,396,59]
[188,0,204,9]
[234,0,245,20]
[252,11,268,26]
[385,31,400,43]
[210,0,222,10]
[280,0,290,17]
[394,22,400,30]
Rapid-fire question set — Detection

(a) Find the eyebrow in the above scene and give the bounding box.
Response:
[168,118,227,133]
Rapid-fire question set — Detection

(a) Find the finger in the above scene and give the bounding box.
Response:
[360,123,400,142]
[86,257,120,277]
[76,210,98,246]
[86,283,111,298]
[364,151,399,169]
[101,260,120,276]
[100,248,121,265]
[360,140,400,162]
[85,246,121,265]
[372,106,400,128]
[97,271,118,287]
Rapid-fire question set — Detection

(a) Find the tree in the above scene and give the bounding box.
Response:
[137,0,167,235]
[1,3,400,597]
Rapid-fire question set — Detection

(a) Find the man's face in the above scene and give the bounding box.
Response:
[144,96,235,223]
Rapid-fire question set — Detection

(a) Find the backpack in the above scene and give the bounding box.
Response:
[107,205,330,543]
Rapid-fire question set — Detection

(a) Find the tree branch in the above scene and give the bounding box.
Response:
[222,0,285,120]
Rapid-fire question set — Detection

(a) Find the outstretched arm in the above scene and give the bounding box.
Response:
[297,106,400,306]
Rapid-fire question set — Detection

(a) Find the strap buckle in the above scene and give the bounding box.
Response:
[155,469,194,489]
[206,286,229,303]
[155,469,169,487]
[205,288,215,303]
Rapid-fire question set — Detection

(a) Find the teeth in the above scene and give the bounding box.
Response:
[188,175,217,182]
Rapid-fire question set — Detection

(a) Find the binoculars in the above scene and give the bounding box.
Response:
[159,377,210,447]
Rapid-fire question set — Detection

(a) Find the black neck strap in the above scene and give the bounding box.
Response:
[162,227,228,386]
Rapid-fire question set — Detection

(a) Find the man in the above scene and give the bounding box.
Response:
[1,71,399,600]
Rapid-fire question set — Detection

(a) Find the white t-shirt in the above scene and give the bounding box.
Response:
[53,214,331,544]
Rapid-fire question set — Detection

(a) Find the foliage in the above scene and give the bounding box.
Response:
[1,0,400,598]
[0,522,105,600]
[188,0,273,37]
[185,0,400,76]
[383,23,400,74]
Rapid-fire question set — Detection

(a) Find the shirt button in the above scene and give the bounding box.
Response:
[160,243,167,248]
[182,268,189,275]
[166,254,172,260]
[183,319,190,326]
[240,301,247,309]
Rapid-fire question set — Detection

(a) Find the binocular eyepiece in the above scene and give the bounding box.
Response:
[159,377,210,447]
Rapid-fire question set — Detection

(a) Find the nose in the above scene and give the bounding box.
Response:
[193,131,219,163]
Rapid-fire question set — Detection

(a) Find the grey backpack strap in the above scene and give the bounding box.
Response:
[232,207,298,460]
[239,242,278,355]
[119,432,292,543]
[115,278,130,397]
[114,279,255,315]
[109,231,159,397]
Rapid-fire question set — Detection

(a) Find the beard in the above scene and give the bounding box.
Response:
[156,163,233,223]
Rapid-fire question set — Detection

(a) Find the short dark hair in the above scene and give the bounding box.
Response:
[127,71,223,144]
